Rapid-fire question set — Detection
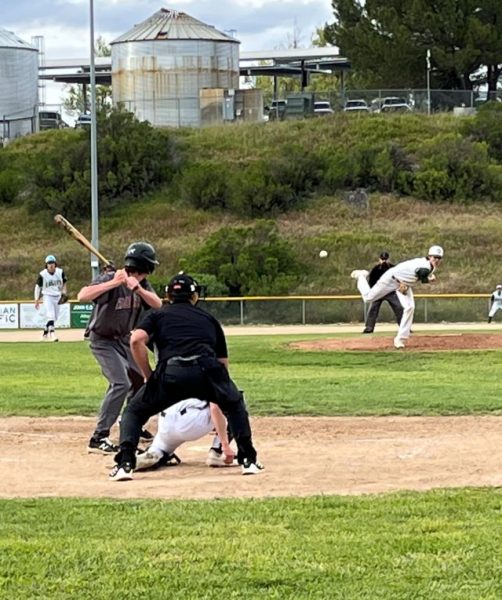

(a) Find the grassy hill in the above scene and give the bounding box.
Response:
[1,109,502,300]
[2,192,502,301]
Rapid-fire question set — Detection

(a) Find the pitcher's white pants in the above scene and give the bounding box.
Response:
[356,275,414,344]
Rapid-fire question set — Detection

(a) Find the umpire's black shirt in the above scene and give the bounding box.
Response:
[136,302,228,360]
[368,262,395,288]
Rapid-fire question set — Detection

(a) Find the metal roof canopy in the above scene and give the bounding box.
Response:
[38,48,349,86]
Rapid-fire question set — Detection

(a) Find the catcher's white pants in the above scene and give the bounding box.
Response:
[356,275,414,344]
[489,303,502,318]
[149,400,213,456]
[43,294,61,324]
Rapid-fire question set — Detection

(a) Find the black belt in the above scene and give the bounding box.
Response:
[161,402,208,418]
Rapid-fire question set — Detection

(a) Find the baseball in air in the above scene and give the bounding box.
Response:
[319,250,328,258]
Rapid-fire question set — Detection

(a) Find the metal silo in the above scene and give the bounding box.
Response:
[0,29,38,140]
[111,8,240,127]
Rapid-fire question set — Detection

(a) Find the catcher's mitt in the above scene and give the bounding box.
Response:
[398,282,409,295]
[58,293,69,305]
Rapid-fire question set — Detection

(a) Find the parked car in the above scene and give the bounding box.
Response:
[264,99,287,121]
[313,101,334,115]
[372,97,412,113]
[75,114,92,128]
[39,111,68,130]
[343,99,369,113]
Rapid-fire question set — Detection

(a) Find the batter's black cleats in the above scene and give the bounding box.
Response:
[87,437,119,454]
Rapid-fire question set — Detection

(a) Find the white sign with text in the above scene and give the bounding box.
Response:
[0,304,19,329]
[19,303,71,329]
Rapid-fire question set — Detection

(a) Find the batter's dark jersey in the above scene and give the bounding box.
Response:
[137,302,228,360]
[86,272,155,341]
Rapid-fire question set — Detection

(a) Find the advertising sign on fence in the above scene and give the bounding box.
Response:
[0,304,19,329]
[71,303,94,328]
[19,303,71,329]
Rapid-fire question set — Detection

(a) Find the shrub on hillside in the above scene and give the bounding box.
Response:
[0,169,22,204]
[412,134,494,201]
[178,162,231,210]
[180,220,300,296]
[20,108,181,217]
[464,102,502,161]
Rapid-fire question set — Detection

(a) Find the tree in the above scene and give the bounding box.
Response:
[180,221,300,296]
[324,0,502,91]
[63,36,113,115]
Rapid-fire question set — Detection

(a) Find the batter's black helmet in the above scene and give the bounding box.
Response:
[124,242,159,274]
[166,272,202,302]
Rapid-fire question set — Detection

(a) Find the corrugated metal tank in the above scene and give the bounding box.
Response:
[0,29,38,139]
[111,8,240,127]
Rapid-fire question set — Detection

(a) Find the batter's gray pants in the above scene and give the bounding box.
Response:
[90,338,143,439]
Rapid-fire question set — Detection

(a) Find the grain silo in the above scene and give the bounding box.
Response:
[111,8,240,127]
[0,29,38,140]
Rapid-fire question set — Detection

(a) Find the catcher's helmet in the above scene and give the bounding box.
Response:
[124,242,159,274]
[45,254,57,264]
[166,272,202,302]
[428,245,444,258]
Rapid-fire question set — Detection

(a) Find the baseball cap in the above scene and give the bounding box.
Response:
[497,285,502,290]
[45,254,56,264]
[428,245,444,258]
[379,251,390,260]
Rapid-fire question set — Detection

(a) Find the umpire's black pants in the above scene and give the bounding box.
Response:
[364,291,403,332]
[116,359,256,467]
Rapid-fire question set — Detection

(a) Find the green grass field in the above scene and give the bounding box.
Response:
[1,334,502,416]
[2,333,502,598]
[1,491,502,599]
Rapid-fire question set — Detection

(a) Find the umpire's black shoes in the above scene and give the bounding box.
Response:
[140,428,154,442]
[109,462,133,482]
[241,459,265,475]
[362,329,373,334]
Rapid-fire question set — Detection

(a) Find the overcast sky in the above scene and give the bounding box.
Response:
[4,0,335,111]
[5,0,335,57]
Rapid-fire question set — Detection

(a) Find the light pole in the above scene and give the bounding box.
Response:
[426,49,431,115]
[89,0,99,278]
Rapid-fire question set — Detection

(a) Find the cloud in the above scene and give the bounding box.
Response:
[4,0,334,55]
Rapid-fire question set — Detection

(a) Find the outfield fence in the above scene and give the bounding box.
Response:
[0,294,493,329]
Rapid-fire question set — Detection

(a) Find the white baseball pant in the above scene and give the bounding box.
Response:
[489,303,502,318]
[149,402,213,456]
[356,275,414,344]
[43,294,61,324]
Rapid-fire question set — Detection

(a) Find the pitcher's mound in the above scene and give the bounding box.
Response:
[290,333,502,352]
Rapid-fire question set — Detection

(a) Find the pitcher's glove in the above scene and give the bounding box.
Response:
[398,282,409,295]
[58,293,69,305]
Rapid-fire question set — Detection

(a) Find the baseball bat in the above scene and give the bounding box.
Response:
[54,214,112,266]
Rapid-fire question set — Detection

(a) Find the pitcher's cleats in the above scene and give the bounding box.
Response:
[241,459,265,475]
[350,269,369,279]
[87,437,119,454]
[109,462,133,481]
[394,337,406,349]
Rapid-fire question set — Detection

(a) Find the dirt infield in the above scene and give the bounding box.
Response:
[291,333,502,352]
[1,415,502,500]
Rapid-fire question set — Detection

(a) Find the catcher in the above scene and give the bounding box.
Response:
[135,397,236,472]
[351,245,444,349]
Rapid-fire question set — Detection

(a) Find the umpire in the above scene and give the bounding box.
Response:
[363,251,403,333]
[110,272,263,481]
